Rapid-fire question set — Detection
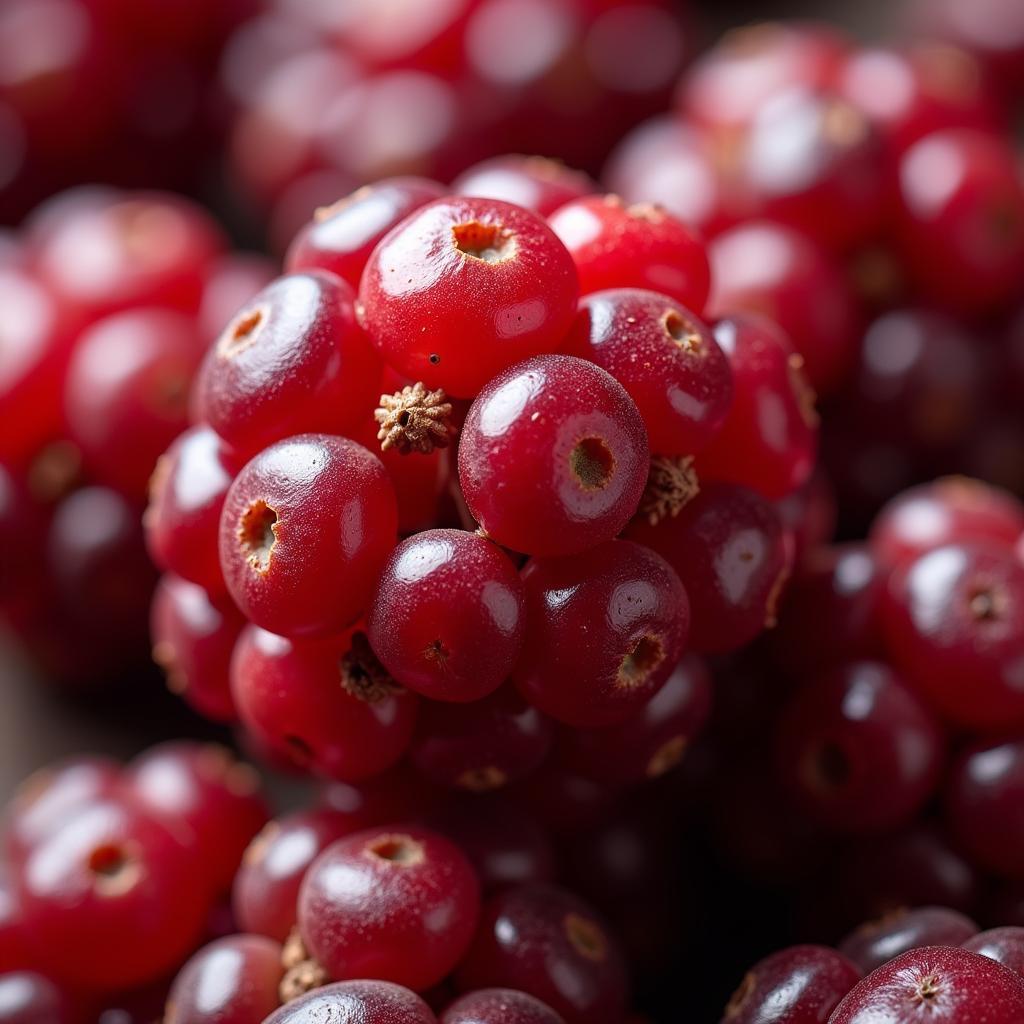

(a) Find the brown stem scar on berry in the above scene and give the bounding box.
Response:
[366,834,426,867]
[452,221,517,263]
[725,972,756,1018]
[618,634,665,689]
[564,912,608,962]
[457,766,508,792]
[339,633,401,703]
[279,958,328,1003]
[968,583,1008,622]
[913,973,943,1004]
[238,499,278,575]
[787,353,820,428]
[639,456,700,525]
[375,382,454,455]
[647,735,688,778]
[218,305,268,358]
[570,437,615,490]
[88,842,142,897]
[663,309,703,352]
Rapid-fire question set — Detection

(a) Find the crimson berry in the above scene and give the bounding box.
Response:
[456,884,629,1024]
[441,988,565,1024]
[627,481,788,653]
[963,928,1024,979]
[367,529,525,702]
[218,434,397,638]
[696,315,818,499]
[458,355,648,557]
[0,868,33,972]
[563,289,733,457]
[298,826,480,991]
[830,946,1024,1023]
[145,426,238,596]
[123,742,269,894]
[262,981,437,1024]
[453,155,597,217]
[0,972,74,1024]
[195,272,381,460]
[514,539,688,727]
[880,542,1024,730]
[197,253,277,353]
[358,196,578,398]
[231,625,418,782]
[548,195,709,314]
[232,809,358,943]
[722,945,862,1024]
[165,935,283,1024]
[840,908,980,974]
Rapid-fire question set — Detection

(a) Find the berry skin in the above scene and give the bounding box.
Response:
[513,539,689,728]
[164,935,283,1024]
[358,197,578,398]
[839,907,980,974]
[962,928,1024,979]
[829,946,1024,1023]
[722,945,862,1024]
[286,177,446,288]
[457,355,649,557]
[626,482,789,654]
[261,981,437,1024]
[456,884,629,1024]
[298,826,480,991]
[548,195,710,314]
[0,972,75,1024]
[231,625,418,783]
[218,434,397,638]
[0,867,34,972]
[367,529,525,703]
[441,988,566,1024]
[452,155,598,217]
[195,271,381,460]
[197,253,278,352]
[695,315,818,500]
[880,542,1024,730]
[563,289,733,457]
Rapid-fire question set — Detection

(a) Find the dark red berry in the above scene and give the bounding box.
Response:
[261,980,437,1024]
[441,988,565,1024]
[962,928,1024,979]
[840,907,980,974]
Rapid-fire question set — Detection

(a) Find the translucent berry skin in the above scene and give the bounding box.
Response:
[456,884,629,1024]
[17,799,208,992]
[261,980,437,1024]
[232,809,358,943]
[696,315,818,499]
[150,574,245,723]
[513,540,689,728]
[123,741,269,895]
[627,482,788,654]
[880,542,1024,730]
[830,946,1024,1024]
[548,195,710,314]
[298,826,480,992]
[722,945,861,1024]
[563,289,733,457]
[0,972,75,1024]
[410,686,553,792]
[458,355,649,557]
[145,426,237,596]
[442,988,566,1024]
[219,434,397,638]
[840,908,980,974]
[947,739,1024,880]
[164,935,283,1024]
[367,530,525,702]
[870,478,1024,571]
[452,156,597,217]
[195,272,381,460]
[285,177,446,288]
[963,928,1024,979]
[358,197,578,398]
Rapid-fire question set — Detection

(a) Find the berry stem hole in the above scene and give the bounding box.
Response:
[219,306,267,357]
[564,912,608,962]
[807,740,851,794]
[618,634,665,689]
[88,843,141,896]
[570,437,615,490]
[367,834,426,867]
[452,221,516,263]
[663,310,702,352]
[238,499,278,575]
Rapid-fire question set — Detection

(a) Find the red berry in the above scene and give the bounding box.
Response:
[962,928,1024,979]
[458,355,649,557]
[197,253,277,353]
[839,907,980,974]
[452,155,597,217]
[0,972,75,1024]
[0,868,34,972]
[261,980,437,1024]
[441,988,566,1024]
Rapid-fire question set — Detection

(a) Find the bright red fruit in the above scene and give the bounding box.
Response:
[441,988,566,1024]
[261,981,437,1024]
[839,907,980,974]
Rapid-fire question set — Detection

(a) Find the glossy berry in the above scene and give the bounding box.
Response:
[456,884,629,1024]
[442,988,566,1024]
[367,530,525,702]
[453,155,597,216]
[358,197,578,397]
[696,315,818,499]
[165,935,283,1024]
[261,981,437,1024]
[0,972,74,1024]
[298,826,480,991]
[880,542,1024,730]
[458,355,648,556]
[548,195,709,314]
[962,928,1024,979]
[514,540,688,728]
[231,625,418,782]
[627,482,788,653]
[219,434,397,638]
[286,177,446,288]
[722,945,862,1024]
[195,272,381,460]
[829,946,1024,1023]
[840,907,980,974]
[564,289,733,457]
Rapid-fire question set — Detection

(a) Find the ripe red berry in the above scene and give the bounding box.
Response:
[298,826,480,991]
[548,195,709,314]
[261,981,437,1024]
[452,155,597,216]
[441,988,566,1024]
[963,928,1024,979]
[0,972,75,1024]
[458,355,649,556]
[839,907,980,974]
[563,289,733,457]
[367,529,525,702]
[219,434,397,638]
[197,253,277,353]
[358,197,578,397]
